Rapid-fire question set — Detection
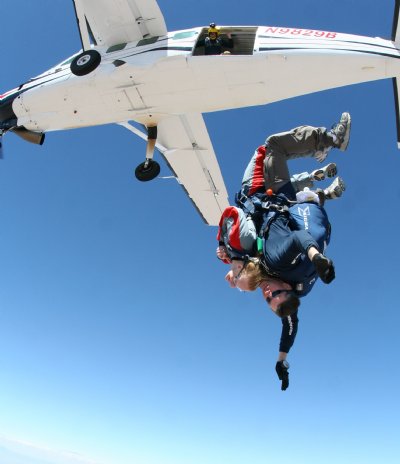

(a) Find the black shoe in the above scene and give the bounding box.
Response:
[312,253,335,284]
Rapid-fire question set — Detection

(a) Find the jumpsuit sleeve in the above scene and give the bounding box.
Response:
[279,310,299,353]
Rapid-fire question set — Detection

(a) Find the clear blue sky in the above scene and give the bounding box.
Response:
[1,1,399,463]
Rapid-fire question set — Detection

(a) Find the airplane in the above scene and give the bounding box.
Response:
[1,0,400,225]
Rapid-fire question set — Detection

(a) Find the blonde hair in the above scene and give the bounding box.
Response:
[240,261,266,291]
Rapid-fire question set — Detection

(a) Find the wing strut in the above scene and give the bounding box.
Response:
[72,0,91,51]
[118,122,168,154]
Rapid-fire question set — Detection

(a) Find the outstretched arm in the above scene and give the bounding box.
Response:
[279,310,299,354]
[275,311,299,390]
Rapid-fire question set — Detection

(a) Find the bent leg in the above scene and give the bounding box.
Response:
[241,147,266,196]
[264,126,336,193]
[266,126,335,159]
[290,171,315,192]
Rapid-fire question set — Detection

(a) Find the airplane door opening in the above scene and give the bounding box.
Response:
[193,26,257,56]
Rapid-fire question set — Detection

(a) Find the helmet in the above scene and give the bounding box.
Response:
[208,22,220,36]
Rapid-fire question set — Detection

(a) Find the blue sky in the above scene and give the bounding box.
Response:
[0,0,399,463]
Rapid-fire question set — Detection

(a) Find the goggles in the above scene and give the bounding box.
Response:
[266,289,293,304]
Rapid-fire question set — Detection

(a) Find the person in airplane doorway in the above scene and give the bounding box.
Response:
[197,22,234,55]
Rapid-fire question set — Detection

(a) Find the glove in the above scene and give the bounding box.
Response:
[312,253,335,284]
[314,147,330,163]
[275,360,290,391]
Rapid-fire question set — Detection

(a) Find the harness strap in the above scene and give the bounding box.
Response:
[236,188,293,215]
[260,201,289,214]
[258,203,290,239]
[258,254,281,278]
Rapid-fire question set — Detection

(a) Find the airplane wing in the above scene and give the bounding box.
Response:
[72,0,167,49]
[124,114,229,226]
[157,114,230,225]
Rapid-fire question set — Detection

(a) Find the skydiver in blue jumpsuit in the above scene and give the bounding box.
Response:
[217,113,351,390]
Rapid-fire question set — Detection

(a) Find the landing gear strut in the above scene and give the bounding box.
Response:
[135,125,160,182]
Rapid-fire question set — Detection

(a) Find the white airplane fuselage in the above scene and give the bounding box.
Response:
[2,25,400,133]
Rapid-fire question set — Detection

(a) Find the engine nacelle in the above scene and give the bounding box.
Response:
[12,127,45,145]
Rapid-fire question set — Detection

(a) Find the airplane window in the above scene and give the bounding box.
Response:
[137,37,159,47]
[106,43,127,53]
[60,57,75,66]
[172,31,198,40]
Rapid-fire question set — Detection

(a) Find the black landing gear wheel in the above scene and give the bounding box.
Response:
[135,160,161,181]
[70,50,101,76]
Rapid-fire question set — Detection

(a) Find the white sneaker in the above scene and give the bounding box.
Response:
[330,112,351,151]
[324,176,346,199]
[311,163,337,181]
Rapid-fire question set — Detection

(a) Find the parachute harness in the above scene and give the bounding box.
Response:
[235,189,294,278]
